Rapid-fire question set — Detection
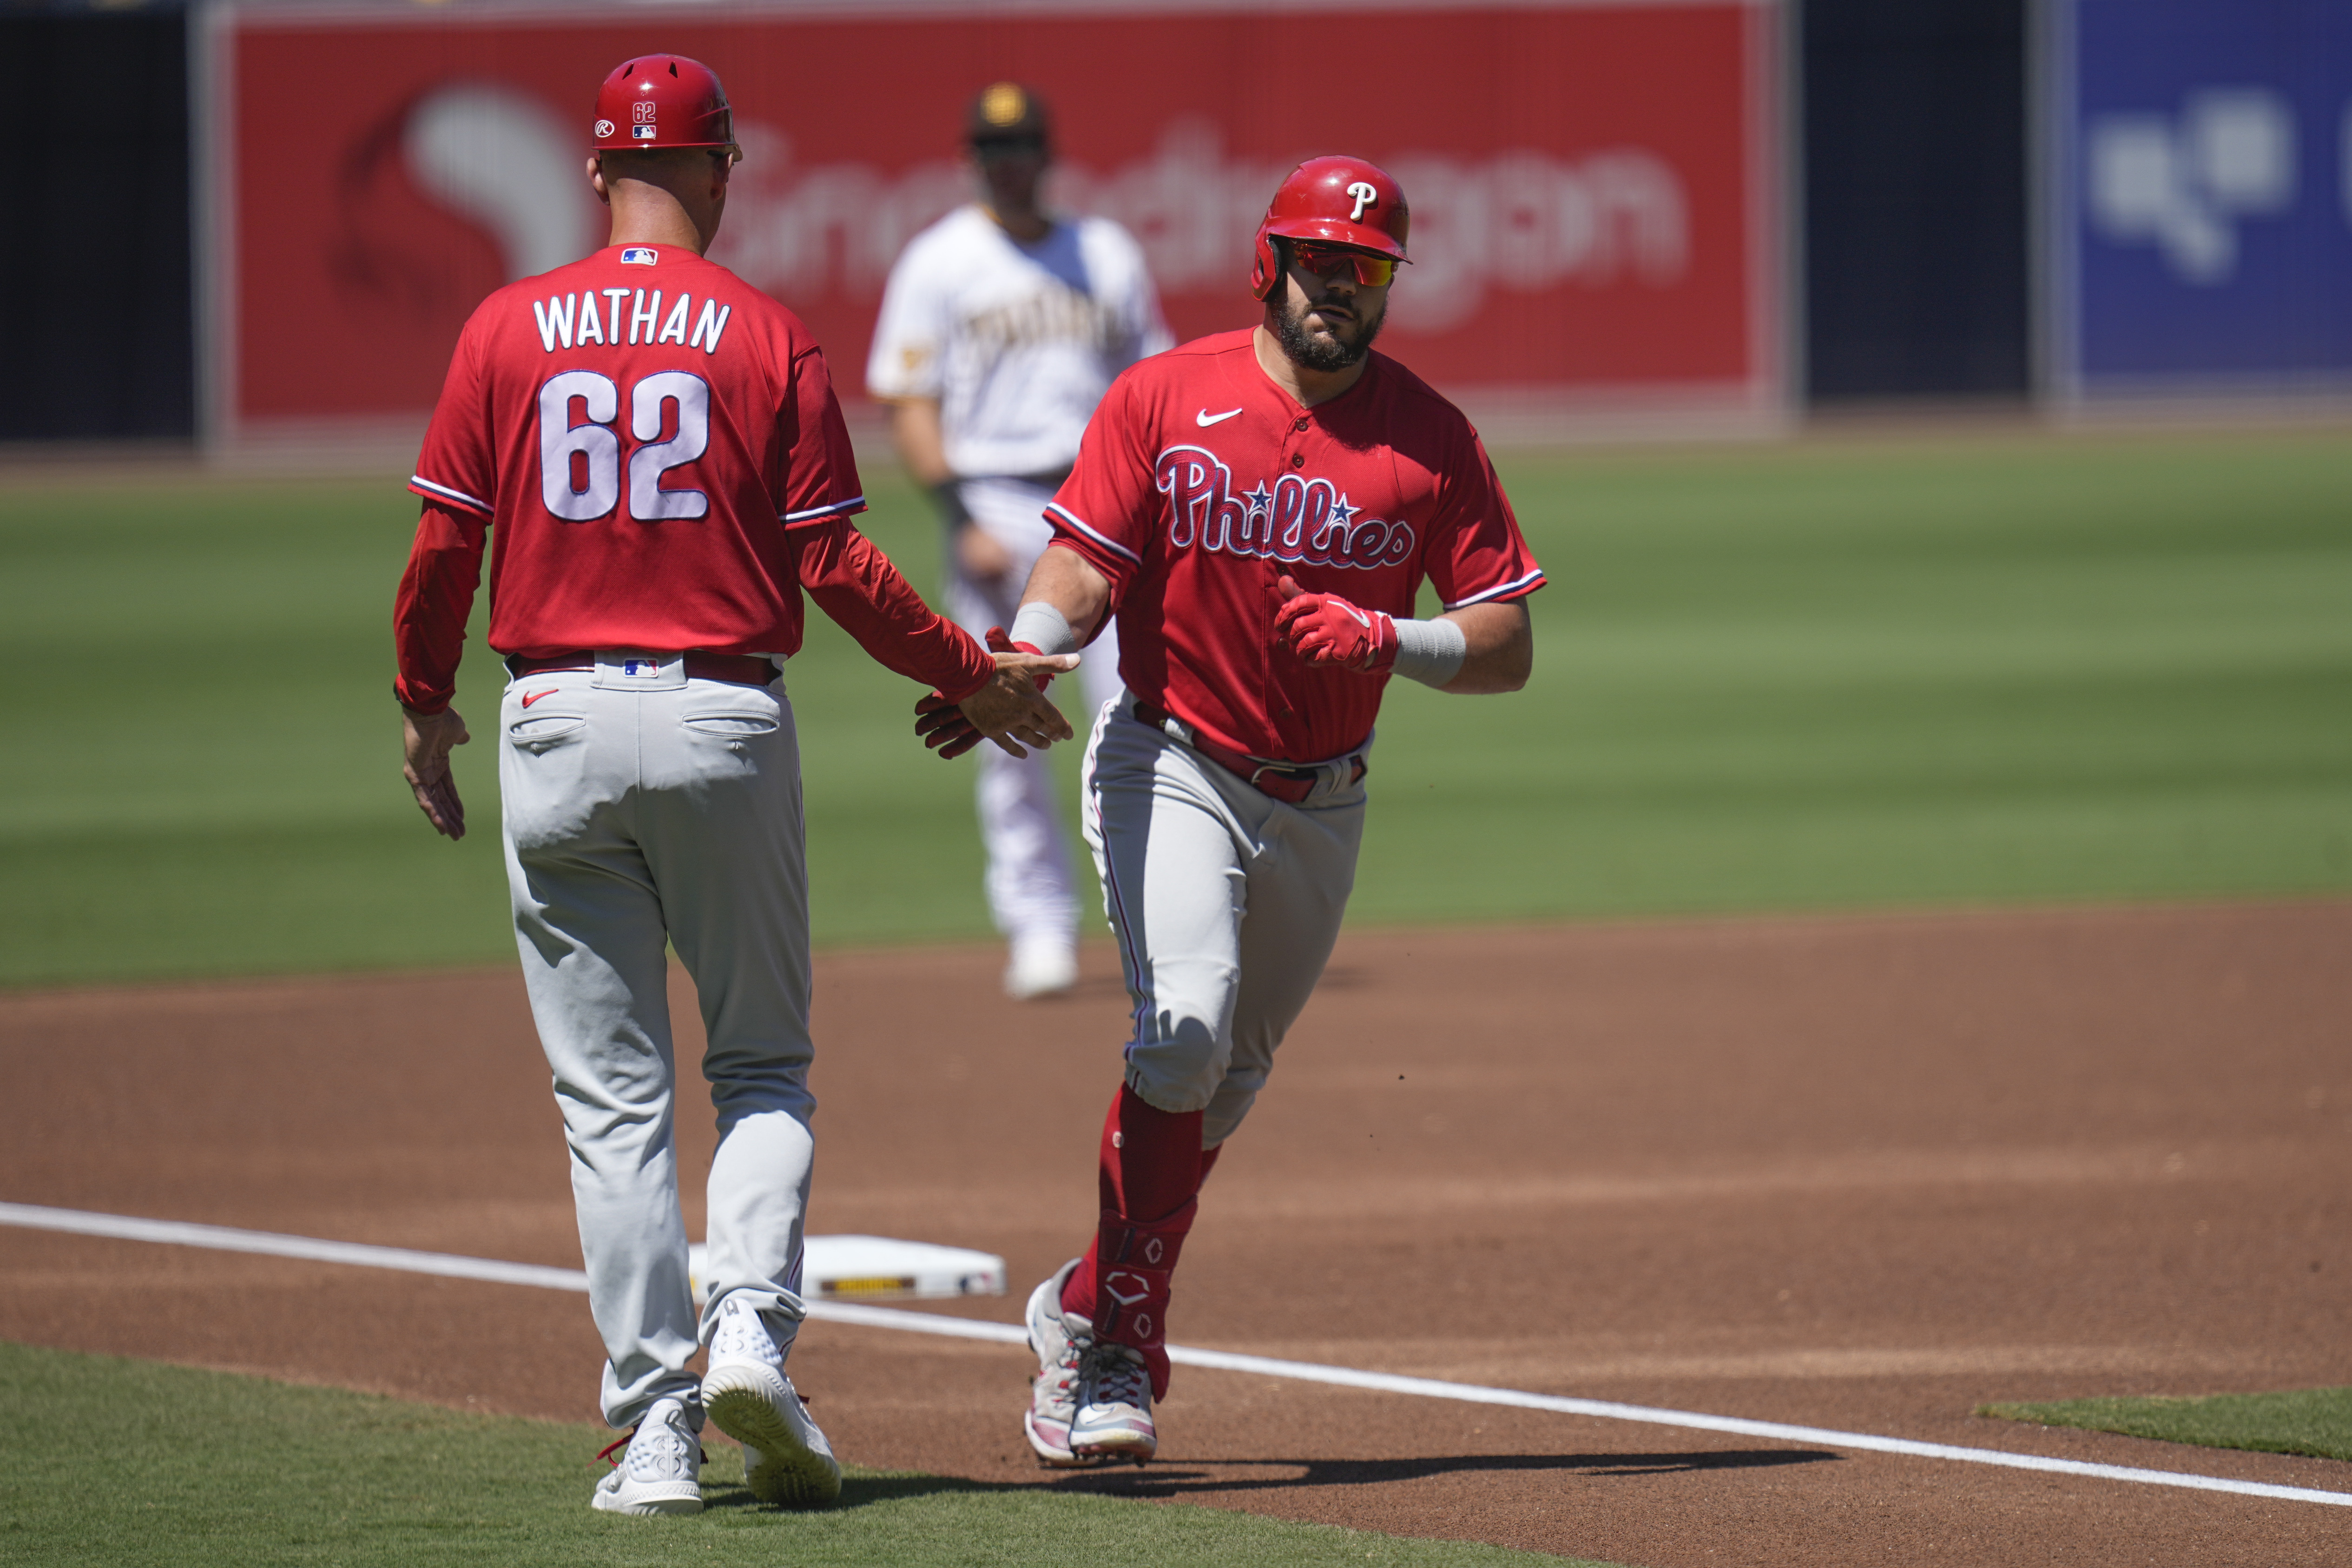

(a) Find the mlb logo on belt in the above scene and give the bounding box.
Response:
[621,659,660,679]
[620,247,658,266]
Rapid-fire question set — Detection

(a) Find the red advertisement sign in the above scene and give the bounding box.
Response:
[206,0,1778,441]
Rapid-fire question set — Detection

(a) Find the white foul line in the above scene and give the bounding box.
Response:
[5,1200,2347,1510]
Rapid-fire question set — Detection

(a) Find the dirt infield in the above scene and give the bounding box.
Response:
[4,902,2350,1564]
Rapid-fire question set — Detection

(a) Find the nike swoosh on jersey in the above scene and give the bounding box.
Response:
[1195,407,1244,427]
[520,689,558,708]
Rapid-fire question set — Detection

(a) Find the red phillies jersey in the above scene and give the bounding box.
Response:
[1047,330,1544,762]
[407,244,870,659]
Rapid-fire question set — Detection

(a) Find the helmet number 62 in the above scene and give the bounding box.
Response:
[539,369,711,522]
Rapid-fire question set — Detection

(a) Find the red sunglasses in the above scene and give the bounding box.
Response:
[1288,241,1398,287]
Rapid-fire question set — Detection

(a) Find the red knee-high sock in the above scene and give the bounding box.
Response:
[1061,1139,1224,1322]
[1058,1085,1220,1398]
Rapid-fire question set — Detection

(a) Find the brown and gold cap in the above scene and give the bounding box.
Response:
[965,81,1052,145]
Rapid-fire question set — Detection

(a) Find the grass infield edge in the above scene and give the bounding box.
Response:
[1978,1387,2352,1464]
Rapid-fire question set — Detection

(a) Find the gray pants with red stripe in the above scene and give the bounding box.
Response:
[498,653,816,1429]
[1080,696,1369,1146]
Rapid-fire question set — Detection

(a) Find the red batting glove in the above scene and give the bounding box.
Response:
[1273,574,1399,672]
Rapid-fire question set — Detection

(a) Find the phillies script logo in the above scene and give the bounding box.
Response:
[1155,445,1415,571]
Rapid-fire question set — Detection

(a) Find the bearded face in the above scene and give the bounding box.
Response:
[1269,241,1390,372]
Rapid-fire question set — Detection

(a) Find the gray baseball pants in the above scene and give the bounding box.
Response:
[1080,696,1369,1147]
[498,652,815,1428]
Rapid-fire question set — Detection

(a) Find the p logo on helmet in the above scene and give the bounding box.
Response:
[1248,156,1412,300]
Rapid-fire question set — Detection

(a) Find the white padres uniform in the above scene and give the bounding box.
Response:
[869,205,1171,949]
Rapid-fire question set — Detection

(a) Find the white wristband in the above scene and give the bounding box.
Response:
[1390,616,1468,688]
[1008,601,1080,656]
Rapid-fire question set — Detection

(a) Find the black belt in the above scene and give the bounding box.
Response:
[1131,701,1364,805]
[506,652,777,688]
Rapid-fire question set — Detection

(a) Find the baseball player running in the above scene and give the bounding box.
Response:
[870,82,1171,1000]
[922,157,1542,1465]
[394,55,1073,1515]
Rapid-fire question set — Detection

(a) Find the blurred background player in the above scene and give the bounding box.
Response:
[921,156,1542,1466]
[394,54,1073,1516]
[868,82,1172,999]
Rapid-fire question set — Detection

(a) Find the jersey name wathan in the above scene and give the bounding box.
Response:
[531,289,733,355]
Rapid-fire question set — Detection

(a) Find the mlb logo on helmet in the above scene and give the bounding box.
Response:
[591,54,735,155]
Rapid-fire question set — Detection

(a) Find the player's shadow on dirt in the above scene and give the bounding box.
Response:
[699,1449,1835,1511]
[701,1473,1011,1512]
[1039,1448,1838,1497]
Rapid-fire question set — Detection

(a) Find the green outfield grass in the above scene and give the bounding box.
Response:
[1981,1387,2352,1463]
[0,1340,1617,1568]
[1,428,2346,987]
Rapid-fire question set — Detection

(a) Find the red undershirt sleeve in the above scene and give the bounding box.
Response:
[797,519,994,700]
[392,502,489,714]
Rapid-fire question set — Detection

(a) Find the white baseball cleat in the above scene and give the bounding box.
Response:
[591,1395,704,1515]
[700,1296,841,1509]
[1022,1258,1104,1467]
[1068,1341,1157,1463]
[1004,937,1079,1000]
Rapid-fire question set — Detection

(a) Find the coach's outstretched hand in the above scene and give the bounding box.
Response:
[401,704,471,840]
[916,647,1079,760]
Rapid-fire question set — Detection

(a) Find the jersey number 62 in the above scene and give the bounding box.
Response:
[539,369,711,522]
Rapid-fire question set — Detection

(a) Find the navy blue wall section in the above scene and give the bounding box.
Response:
[1802,0,2033,402]
[0,10,193,441]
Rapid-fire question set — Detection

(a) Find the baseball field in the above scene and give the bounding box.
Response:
[3,426,2350,1564]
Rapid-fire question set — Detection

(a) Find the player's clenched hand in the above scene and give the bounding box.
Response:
[1273,573,1399,672]
[401,705,471,840]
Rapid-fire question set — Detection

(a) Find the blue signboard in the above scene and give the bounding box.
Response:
[2054,0,2352,393]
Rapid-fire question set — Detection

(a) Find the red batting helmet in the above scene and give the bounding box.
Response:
[592,55,735,153]
[1248,156,1410,300]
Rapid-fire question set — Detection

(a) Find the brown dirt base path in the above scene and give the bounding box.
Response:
[4,902,2351,1565]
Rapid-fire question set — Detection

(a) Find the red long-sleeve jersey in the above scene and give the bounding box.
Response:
[393,243,989,713]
